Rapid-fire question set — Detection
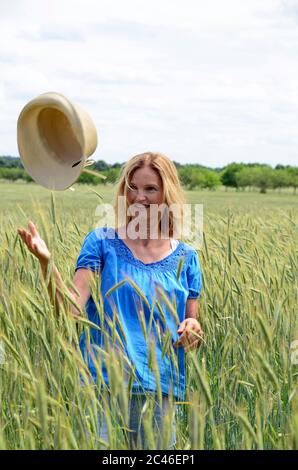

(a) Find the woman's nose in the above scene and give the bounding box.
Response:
[134,191,147,202]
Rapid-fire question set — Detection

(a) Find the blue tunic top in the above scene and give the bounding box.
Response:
[75,227,202,400]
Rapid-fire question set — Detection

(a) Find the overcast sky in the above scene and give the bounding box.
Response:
[1,0,298,167]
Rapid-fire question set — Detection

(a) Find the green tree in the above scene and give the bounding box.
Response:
[220,163,246,189]
[252,166,274,194]
[77,172,101,185]
[0,156,23,168]
[271,169,290,193]
[178,168,192,188]
[286,167,298,194]
[181,168,221,190]
[201,170,221,190]
[92,160,110,171]
[0,168,28,181]
[105,168,120,184]
[235,168,255,191]
[188,170,205,190]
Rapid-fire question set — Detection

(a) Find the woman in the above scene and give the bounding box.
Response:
[17,152,203,449]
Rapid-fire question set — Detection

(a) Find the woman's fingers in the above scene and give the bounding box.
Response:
[25,234,31,247]
[25,231,31,244]
[174,331,192,348]
[184,330,198,346]
[174,327,203,349]
[25,233,32,249]
[28,221,39,237]
[19,229,33,249]
[21,230,28,243]
[185,340,201,352]
[18,228,29,238]
[177,320,187,334]
[18,222,39,244]
[173,336,184,348]
[184,329,202,351]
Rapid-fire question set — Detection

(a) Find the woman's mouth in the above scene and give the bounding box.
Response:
[135,204,150,209]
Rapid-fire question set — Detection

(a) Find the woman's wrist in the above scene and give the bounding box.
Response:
[39,255,51,269]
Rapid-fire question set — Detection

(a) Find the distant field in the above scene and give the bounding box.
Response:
[0,182,297,449]
[0,182,297,218]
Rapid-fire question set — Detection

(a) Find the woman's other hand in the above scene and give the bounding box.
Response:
[18,221,51,263]
[173,318,204,352]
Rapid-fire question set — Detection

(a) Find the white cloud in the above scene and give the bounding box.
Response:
[0,0,298,166]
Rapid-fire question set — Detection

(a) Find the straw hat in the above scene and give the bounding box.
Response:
[17,92,98,190]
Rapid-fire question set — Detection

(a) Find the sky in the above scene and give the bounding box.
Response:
[1,0,298,167]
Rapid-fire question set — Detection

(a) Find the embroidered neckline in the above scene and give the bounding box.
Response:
[104,227,191,271]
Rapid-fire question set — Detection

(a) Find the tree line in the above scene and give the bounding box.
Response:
[0,156,297,193]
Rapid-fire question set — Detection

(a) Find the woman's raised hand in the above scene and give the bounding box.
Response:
[18,221,51,263]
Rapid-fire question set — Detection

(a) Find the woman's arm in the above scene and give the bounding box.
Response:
[185,298,199,320]
[18,221,93,317]
[40,261,93,316]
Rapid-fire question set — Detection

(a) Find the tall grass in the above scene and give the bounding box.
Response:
[0,183,297,449]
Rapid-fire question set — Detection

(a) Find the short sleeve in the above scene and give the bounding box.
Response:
[75,230,103,273]
[186,250,202,299]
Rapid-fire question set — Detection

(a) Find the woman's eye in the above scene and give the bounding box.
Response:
[128,185,157,192]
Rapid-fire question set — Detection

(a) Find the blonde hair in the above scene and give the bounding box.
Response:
[113,152,186,238]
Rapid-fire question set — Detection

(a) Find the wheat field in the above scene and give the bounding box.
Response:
[0,182,297,449]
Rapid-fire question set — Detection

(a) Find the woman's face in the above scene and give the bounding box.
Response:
[127,166,164,209]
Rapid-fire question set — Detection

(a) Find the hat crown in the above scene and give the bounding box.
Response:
[17,92,98,190]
